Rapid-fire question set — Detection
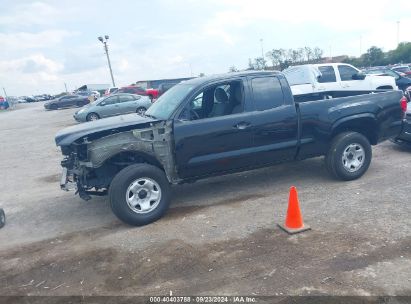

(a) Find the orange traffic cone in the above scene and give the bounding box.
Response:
[278,186,311,234]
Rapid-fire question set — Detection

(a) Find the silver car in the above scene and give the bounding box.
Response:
[73,93,152,122]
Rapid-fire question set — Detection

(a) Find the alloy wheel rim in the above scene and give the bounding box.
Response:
[342,143,365,172]
[126,178,162,214]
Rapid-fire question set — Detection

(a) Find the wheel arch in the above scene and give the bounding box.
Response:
[331,114,379,145]
[90,151,167,189]
[101,150,165,173]
[376,85,393,90]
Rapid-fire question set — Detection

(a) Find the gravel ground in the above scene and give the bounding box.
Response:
[0,102,410,297]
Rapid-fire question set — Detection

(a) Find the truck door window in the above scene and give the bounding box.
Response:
[338,65,359,81]
[318,66,337,83]
[251,77,284,111]
[179,81,244,121]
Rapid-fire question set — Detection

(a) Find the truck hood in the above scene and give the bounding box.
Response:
[55,113,159,146]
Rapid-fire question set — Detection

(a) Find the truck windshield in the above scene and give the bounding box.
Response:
[145,84,195,120]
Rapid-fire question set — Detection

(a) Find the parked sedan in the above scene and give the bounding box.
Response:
[73,93,152,122]
[44,95,89,110]
[391,65,411,77]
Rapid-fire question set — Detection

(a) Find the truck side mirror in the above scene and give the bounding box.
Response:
[352,73,366,80]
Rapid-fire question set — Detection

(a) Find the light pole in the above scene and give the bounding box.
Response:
[260,38,265,70]
[98,35,116,87]
[397,21,400,46]
[260,38,264,58]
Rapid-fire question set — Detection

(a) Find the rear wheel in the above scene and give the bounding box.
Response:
[325,132,372,181]
[86,112,99,121]
[76,101,85,107]
[136,107,147,115]
[50,104,58,110]
[109,164,171,226]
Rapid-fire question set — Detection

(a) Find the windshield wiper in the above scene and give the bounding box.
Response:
[144,113,157,119]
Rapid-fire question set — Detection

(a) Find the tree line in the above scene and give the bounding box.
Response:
[343,42,411,68]
[244,46,324,71]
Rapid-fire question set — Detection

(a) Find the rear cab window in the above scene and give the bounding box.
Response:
[250,76,284,111]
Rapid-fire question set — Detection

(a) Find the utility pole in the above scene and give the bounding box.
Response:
[260,38,265,70]
[260,38,264,58]
[64,83,68,93]
[2,88,7,98]
[98,35,116,87]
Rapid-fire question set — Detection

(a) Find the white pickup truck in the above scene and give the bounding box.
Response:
[283,63,398,98]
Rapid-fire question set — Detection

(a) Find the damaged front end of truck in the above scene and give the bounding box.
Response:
[56,115,179,200]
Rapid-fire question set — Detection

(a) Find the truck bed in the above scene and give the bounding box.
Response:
[295,90,404,159]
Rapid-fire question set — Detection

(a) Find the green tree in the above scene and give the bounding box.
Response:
[362,46,385,67]
[388,42,411,64]
[253,57,267,70]
[313,47,323,62]
[266,49,285,67]
[304,47,313,62]
[228,66,239,72]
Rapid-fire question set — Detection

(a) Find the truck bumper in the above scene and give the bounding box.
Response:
[60,167,77,191]
[391,118,411,147]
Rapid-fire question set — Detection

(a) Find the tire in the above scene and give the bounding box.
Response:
[325,132,372,181]
[50,104,58,110]
[109,164,171,226]
[86,112,99,121]
[0,208,5,229]
[76,101,84,107]
[136,107,146,115]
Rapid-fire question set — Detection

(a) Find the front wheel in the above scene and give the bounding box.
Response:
[325,132,372,181]
[109,164,171,226]
[86,112,99,121]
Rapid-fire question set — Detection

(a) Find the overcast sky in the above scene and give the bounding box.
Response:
[1,0,411,96]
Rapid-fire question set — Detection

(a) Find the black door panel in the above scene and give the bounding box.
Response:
[174,112,254,178]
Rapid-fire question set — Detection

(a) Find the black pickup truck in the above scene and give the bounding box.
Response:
[55,71,406,226]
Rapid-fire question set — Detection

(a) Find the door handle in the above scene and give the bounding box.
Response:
[234,122,251,130]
